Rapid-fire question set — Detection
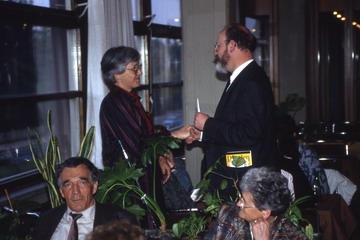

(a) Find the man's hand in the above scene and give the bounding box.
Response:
[158,155,171,184]
[185,128,201,144]
[194,112,209,131]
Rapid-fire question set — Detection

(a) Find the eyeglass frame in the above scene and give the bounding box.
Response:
[126,63,142,73]
[214,40,229,52]
[237,192,258,209]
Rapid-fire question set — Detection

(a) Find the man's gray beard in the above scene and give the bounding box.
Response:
[215,61,228,74]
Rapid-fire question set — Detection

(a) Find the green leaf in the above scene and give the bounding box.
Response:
[305,224,314,240]
[125,204,146,224]
[172,223,181,238]
[220,179,228,190]
[78,126,95,158]
[231,156,246,167]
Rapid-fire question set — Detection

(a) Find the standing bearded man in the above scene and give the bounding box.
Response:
[193,24,280,200]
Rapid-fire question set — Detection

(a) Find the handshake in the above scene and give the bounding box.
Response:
[171,125,200,144]
[170,112,210,144]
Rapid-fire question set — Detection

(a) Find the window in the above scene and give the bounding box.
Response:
[245,16,270,76]
[133,0,183,131]
[151,0,181,27]
[0,0,70,10]
[0,1,84,183]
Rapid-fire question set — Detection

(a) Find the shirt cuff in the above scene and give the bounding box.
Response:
[199,131,203,142]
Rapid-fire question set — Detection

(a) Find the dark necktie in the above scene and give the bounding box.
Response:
[68,213,82,240]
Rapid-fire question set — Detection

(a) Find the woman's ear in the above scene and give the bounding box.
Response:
[114,73,122,82]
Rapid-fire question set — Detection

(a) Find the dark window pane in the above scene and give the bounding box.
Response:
[151,38,182,84]
[0,98,80,181]
[0,0,69,10]
[153,86,183,130]
[355,10,360,120]
[245,17,270,76]
[0,22,79,96]
[319,12,345,121]
[151,0,181,27]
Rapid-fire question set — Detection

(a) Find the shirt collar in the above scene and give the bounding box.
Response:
[229,59,254,84]
[66,202,96,222]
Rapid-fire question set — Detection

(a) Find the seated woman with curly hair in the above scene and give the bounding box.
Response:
[204,167,308,240]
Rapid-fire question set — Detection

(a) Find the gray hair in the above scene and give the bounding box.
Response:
[100,46,140,88]
[57,157,99,188]
[240,167,291,216]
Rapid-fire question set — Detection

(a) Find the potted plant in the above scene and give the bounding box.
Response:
[192,158,315,240]
[28,109,95,208]
[172,212,207,240]
[284,195,314,240]
[96,135,181,237]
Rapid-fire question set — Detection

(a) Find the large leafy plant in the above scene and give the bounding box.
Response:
[172,212,207,239]
[96,135,181,232]
[141,135,181,203]
[284,195,314,240]
[170,159,237,239]
[28,109,95,208]
[194,159,314,239]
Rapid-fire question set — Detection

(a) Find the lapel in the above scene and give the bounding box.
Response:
[93,202,109,228]
[93,202,101,227]
[44,205,67,240]
[214,80,230,117]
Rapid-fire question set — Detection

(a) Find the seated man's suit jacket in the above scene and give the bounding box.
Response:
[34,202,136,240]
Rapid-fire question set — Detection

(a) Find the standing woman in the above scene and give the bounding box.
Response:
[99,47,172,218]
[100,47,162,167]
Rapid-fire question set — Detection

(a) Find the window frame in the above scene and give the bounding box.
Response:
[133,1,183,129]
[0,1,87,193]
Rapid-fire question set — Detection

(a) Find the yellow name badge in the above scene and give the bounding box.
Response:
[225,151,252,168]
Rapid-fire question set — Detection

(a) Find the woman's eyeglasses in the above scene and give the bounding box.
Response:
[126,63,142,73]
[238,193,257,209]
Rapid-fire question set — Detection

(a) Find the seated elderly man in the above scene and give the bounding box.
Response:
[204,167,308,240]
[34,157,135,240]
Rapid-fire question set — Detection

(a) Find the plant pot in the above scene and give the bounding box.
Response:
[144,229,179,240]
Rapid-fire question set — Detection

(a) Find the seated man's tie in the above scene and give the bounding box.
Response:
[68,213,82,240]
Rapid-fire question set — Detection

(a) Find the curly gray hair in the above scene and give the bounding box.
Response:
[240,167,291,216]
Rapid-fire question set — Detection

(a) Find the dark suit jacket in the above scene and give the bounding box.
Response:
[202,61,280,199]
[34,202,136,240]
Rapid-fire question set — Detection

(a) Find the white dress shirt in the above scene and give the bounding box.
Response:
[51,203,96,240]
[324,168,357,205]
[226,59,254,91]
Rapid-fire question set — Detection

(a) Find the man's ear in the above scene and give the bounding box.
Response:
[262,209,272,219]
[92,181,99,195]
[59,187,65,198]
[228,40,237,52]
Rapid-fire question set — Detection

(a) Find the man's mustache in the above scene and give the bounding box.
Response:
[213,56,220,64]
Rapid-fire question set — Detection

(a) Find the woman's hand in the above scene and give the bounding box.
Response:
[251,218,271,240]
[158,155,171,184]
[171,125,194,139]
